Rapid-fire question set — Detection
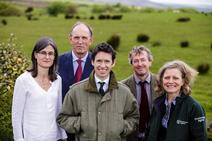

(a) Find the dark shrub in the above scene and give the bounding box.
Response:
[180,41,189,48]
[137,33,150,43]
[197,63,210,74]
[152,41,161,47]
[98,14,106,20]
[1,19,7,25]
[0,34,29,140]
[65,14,74,19]
[105,14,111,19]
[111,15,122,20]
[90,16,95,20]
[177,17,191,22]
[98,14,110,20]
[25,6,33,13]
[107,34,120,51]
[75,15,80,19]
[26,13,32,20]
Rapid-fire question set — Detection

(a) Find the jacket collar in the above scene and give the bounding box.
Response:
[155,92,188,106]
[85,70,118,93]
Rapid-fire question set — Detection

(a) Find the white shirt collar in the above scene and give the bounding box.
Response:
[94,74,110,92]
[134,72,151,85]
[94,74,110,84]
[72,51,88,62]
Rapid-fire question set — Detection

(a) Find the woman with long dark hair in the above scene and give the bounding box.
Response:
[12,37,67,141]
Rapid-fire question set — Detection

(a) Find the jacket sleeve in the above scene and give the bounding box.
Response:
[122,91,139,136]
[189,102,207,141]
[56,89,81,134]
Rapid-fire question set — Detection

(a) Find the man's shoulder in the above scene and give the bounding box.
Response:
[150,73,156,80]
[121,75,134,84]
[70,78,89,90]
[117,82,132,93]
[66,78,89,97]
[59,51,71,59]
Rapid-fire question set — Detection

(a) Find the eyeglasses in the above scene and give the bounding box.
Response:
[37,51,55,57]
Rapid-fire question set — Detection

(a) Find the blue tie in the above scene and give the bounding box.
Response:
[98,82,105,96]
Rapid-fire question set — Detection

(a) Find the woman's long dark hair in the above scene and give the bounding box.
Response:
[27,37,58,81]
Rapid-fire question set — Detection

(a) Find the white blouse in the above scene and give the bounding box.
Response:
[12,71,67,141]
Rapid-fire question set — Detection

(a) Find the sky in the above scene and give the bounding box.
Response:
[77,0,212,12]
[149,0,212,7]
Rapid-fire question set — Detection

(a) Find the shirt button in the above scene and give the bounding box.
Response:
[98,132,102,136]
[98,111,101,115]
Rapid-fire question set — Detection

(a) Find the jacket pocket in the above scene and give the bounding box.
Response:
[80,111,88,137]
[109,113,124,138]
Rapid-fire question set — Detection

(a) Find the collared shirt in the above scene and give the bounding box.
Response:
[94,74,110,94]
[134,73,152,112]
[134,73,152,137]
[162,96,177,128]
[72,51,88,75]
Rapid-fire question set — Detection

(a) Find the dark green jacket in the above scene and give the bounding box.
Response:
[146,93,207,141]
[57,71,139,141]
[121,74,158,141]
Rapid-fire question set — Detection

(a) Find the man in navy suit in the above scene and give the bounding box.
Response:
[59,22,94,101]
[58,22,94,141]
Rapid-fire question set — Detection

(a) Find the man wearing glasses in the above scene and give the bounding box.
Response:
[58,22,94,141]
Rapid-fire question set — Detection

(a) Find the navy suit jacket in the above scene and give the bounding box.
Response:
[58,51,93,100]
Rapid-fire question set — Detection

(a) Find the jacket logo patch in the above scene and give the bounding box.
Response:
[176,120,188,125]
[194,116,205,122]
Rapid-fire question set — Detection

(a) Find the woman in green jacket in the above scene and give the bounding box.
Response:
[146,60,207,141]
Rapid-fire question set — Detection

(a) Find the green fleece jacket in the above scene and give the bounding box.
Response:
[146,93,207,141]
[57,71,139,141]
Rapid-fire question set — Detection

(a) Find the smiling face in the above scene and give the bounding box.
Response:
[34,45,55,69]
[92,51,115,81]
[131,51,152,80]
[162,68,184,96]
[70,24,92,58]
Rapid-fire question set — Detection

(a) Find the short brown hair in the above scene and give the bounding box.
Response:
[128,45,153,64]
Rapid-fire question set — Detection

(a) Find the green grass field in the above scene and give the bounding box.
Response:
[1,2,212,136]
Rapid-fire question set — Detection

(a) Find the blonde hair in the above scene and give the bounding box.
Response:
[156,60,198,95]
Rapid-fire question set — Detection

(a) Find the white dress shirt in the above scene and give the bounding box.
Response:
[94,74,109,93]
[12,71,67,141]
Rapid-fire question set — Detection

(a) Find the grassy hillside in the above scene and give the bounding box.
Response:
[1,0,212,129]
